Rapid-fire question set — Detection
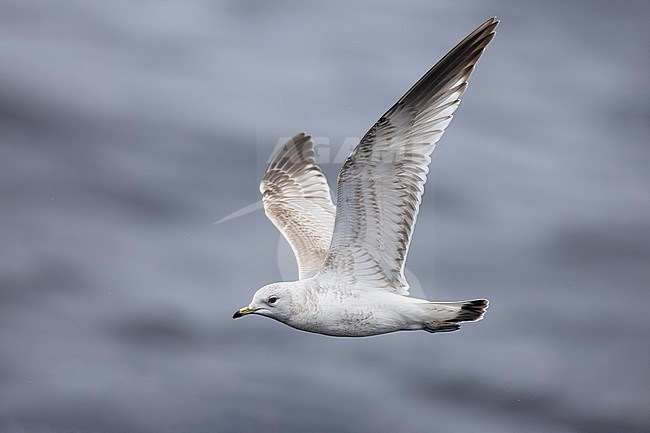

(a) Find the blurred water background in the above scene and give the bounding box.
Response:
[1,1,649,432]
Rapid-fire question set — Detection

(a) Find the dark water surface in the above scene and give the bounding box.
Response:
[1,1,648,432]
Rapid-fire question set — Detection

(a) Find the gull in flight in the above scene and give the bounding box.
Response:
[234,18,498,336]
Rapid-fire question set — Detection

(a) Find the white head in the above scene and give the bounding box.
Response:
[233,282,298,323]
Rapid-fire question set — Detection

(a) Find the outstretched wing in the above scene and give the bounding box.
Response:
[261,133,336,279]
[319,18,498,294]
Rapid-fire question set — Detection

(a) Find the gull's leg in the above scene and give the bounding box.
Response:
[423,322,462,333]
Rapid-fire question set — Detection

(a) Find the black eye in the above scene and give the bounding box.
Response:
[268,296,278,305]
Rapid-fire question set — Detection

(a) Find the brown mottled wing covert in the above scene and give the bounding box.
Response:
[261,133,336,279]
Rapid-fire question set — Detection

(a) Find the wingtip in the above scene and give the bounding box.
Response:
[477,16,499,36]
[291,131,314,147]
[293,131,312,141]
[488,16,499,33]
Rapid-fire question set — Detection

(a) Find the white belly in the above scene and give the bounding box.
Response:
[285,289,424,337]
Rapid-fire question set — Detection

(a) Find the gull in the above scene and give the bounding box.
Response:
[234,18,498,336]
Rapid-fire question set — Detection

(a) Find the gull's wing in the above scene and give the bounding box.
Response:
[261,133,336,279]
[318,18,498,294]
